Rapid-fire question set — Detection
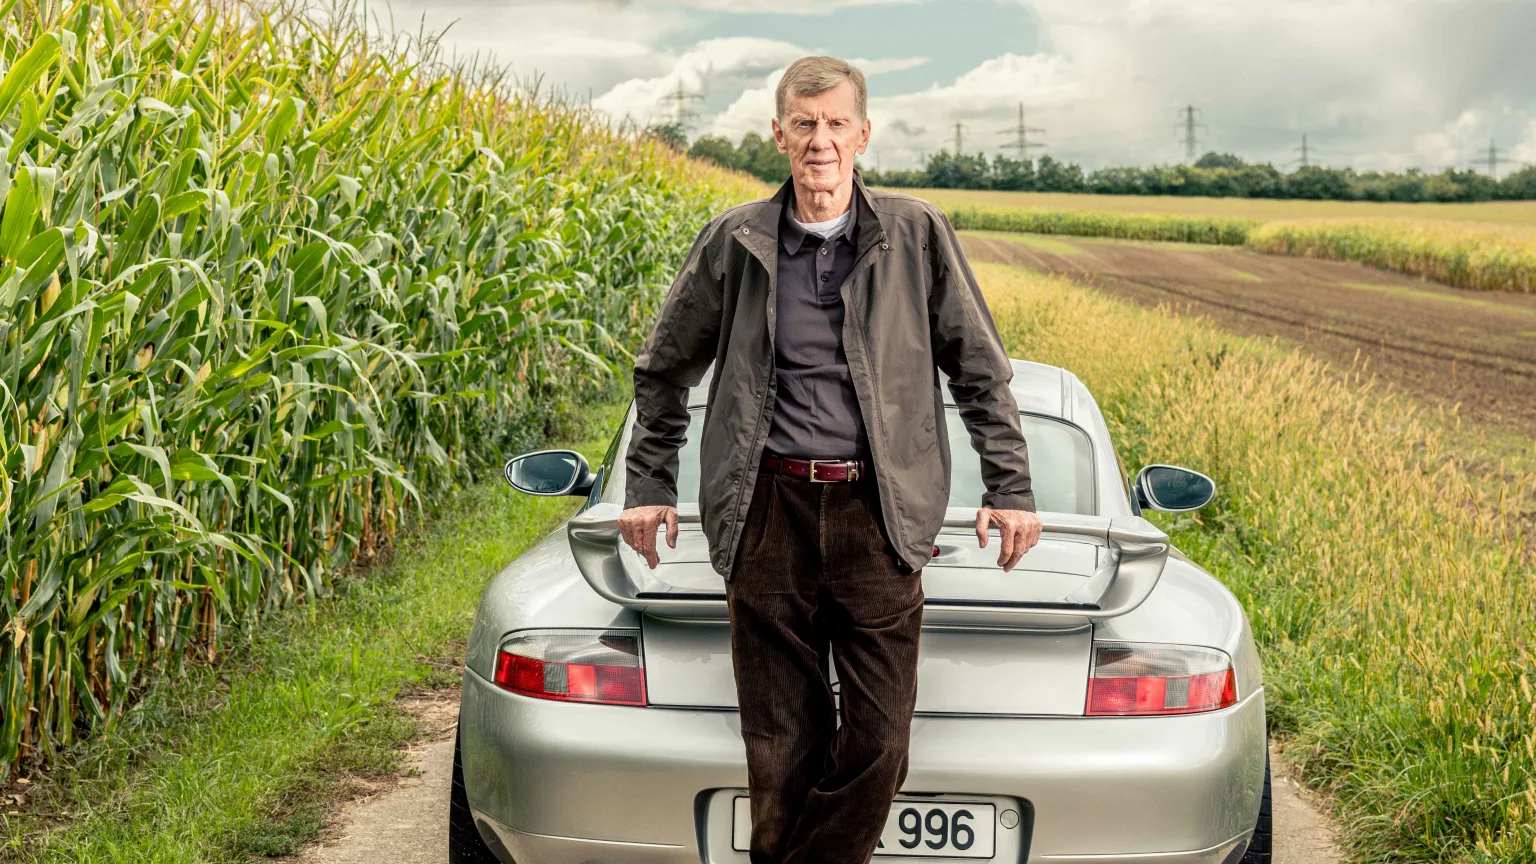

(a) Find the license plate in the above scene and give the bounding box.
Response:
[732,797,997,858]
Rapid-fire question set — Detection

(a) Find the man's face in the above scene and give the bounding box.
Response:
[772,81,871,194]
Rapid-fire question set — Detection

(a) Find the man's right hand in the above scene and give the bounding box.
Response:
[618,505,679,569]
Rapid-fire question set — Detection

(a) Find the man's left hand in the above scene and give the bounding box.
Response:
[974,508,1044,572]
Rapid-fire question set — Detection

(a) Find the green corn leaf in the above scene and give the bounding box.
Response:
[263,95,304,153]
[9,93,42,161]
[162,190,207,220]
[0,166,39,262]
[0,32,61,122]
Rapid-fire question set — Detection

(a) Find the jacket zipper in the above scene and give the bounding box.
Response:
[838,235,905,559]
[722,227,778,576]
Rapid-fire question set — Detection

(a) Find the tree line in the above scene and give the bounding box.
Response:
[670,127,1536,203]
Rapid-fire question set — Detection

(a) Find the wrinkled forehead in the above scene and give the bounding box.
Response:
[781,82,861,121]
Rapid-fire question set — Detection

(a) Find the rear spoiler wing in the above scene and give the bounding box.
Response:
[567,503,1170,629]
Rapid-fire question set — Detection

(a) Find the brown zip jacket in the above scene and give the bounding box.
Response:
[625,174,1034,577]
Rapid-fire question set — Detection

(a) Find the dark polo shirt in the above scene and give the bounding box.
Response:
[765,191,870,460]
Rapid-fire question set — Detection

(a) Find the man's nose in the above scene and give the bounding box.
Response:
[808,122,834,149]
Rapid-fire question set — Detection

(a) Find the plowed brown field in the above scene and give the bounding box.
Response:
[961,231,1536,431]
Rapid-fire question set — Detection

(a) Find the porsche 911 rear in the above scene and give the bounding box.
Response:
[457,621,1267,864]
[461,369,1270,863]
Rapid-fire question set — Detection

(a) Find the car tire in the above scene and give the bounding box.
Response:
[450,723,505,864]
[1242,750,1273,864]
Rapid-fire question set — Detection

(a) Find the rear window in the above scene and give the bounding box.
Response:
[673,407,1095,515]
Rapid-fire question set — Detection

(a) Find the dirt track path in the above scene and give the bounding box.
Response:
[294,691,1341,864]
[961,231,1536,433]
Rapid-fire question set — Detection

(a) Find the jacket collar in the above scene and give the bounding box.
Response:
[780,185,861,255]
[736,170,886,271]
[744,171,884,241]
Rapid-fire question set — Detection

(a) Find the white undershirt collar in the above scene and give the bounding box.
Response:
[791,208,851,239]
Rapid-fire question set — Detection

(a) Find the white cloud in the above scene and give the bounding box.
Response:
[593,37,807,128]
[1512,119,1536,166]
[380,0,1536,172]
[598,43,929,137]
[985,0,1536,170]
[857,56,929,77]
[655,0,924,12]
[375,0,690,96]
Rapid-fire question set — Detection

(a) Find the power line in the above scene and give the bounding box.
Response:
[1293,133,1311,168]
[658,79,703,132]
[952,122,969,155]
[997,101,1046,157]
[1472,138,1514,179]
[1175,104,1206,162]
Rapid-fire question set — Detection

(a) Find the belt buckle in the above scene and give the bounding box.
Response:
[807,459,858,482]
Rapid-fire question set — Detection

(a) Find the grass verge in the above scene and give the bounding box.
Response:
[0,401,626,863]
[980,261,1535,863]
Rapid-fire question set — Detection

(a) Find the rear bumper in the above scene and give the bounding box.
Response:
[459,668,1266,864]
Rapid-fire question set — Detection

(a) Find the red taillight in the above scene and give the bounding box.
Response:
[1086,642,1237,716]
[493,629,646,706]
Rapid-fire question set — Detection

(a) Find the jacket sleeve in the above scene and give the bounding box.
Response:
[928,210,1036,512]
[624,219,725,509]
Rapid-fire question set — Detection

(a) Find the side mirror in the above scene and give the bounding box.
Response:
[1134,464,1216,512]
[503,450,596,497]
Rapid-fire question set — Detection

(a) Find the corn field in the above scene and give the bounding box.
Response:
[982,262,1536,863]
[941,200,1536,294]
[1248,218,1536,293]
[0,0,756,774]
[947,205,1256,246]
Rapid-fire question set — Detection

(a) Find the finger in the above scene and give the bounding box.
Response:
[1006,525,1027,570]
[636,522,658,569]
[1026,519,1043,551]
[998,521,1016,570]
[665,509,679,548]
[975,509,989,548]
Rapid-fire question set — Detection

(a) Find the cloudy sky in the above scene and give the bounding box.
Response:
[378,0,1536,173]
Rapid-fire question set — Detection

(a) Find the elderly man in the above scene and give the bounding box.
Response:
[620,56,1041,864]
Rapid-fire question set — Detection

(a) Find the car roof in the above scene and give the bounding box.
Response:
[686,359,1072,419]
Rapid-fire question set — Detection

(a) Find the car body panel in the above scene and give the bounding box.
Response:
[643,615,1095,714]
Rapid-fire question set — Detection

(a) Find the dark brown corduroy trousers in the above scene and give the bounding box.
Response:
[727,467,925,864]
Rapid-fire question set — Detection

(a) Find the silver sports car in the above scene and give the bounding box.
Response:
[451,359,1270,864]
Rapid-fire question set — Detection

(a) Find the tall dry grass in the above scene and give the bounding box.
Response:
[980,262,1536,863]
[0,0,757,773]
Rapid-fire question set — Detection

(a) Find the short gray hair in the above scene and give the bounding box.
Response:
[775,56,867,120]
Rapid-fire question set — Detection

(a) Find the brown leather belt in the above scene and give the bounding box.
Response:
[761,454,867,483]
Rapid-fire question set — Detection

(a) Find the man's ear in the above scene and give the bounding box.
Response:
[771,118,789,155]
[857,118,871,155]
